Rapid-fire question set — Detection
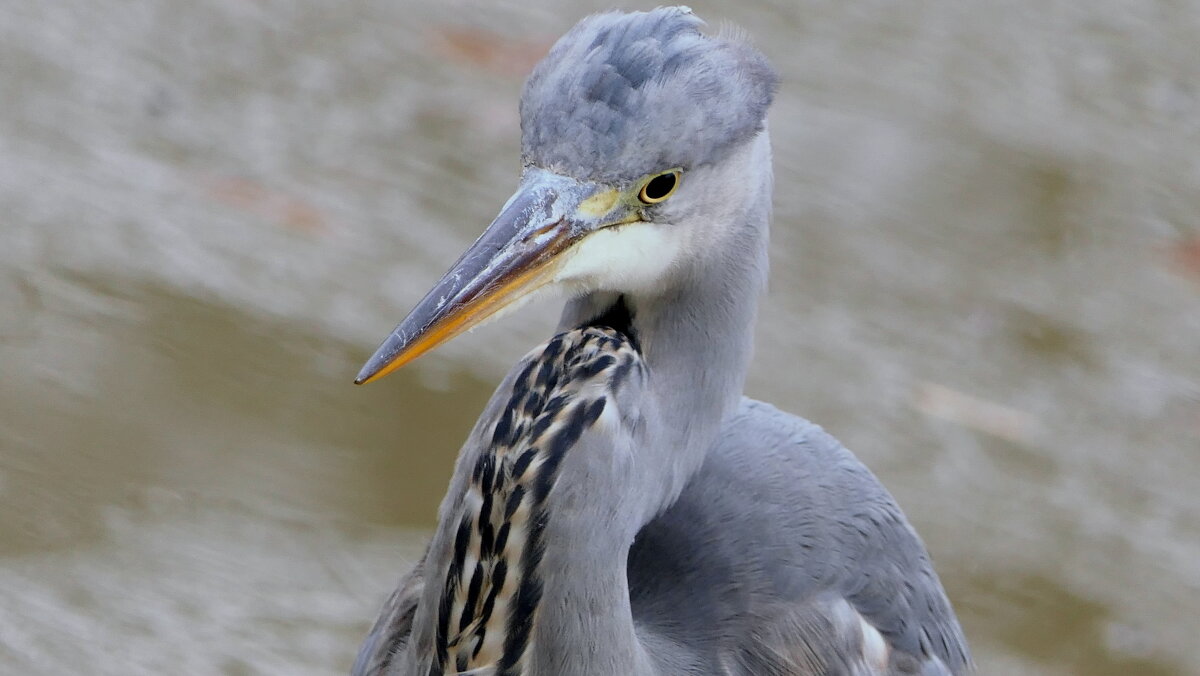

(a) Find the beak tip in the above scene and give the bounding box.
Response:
[355,332,408,386]
[354,364,381,386]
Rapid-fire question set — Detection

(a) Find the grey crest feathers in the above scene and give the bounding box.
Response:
[520,6,778,183]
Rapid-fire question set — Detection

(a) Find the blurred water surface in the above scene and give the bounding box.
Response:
[1,1,1198,674]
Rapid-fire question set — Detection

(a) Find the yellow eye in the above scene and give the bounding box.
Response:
[638,170,681,204]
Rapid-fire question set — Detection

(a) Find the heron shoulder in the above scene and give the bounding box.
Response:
[627,398,973,674]
[730,398,974,673]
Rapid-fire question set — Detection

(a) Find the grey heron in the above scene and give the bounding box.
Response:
[352,7,971,675]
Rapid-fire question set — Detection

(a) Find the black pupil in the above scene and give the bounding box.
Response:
[643,173,676,201]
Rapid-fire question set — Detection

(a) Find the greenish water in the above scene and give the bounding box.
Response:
[1,1,1198,674]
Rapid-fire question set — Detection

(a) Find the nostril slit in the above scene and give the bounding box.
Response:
[525,219,564,242]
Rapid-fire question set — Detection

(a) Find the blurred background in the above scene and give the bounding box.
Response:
[1,1,1198,674]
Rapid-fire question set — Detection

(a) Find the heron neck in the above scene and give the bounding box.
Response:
[558,210,769,522]
[524,206,767,674]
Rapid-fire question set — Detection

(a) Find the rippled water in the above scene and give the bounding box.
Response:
[2,1,1198,674]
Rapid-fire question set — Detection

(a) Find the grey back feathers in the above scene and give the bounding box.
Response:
[631,400,971,675]
[520,7,778,182]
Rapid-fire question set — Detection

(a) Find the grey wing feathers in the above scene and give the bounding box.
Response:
[726,596,959,676]
[352,551,426,676]
[709,400,971,675]
[624,399,968,675]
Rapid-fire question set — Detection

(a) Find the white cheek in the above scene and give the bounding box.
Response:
[551,221,684,295]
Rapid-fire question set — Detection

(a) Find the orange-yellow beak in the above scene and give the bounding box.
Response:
[355,170,616,384]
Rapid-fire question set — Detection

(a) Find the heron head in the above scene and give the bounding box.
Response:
[357,7,777,384]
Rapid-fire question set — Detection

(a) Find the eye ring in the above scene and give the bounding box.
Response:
[638,170,681,204]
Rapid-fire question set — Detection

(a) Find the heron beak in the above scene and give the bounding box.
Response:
[355,170,631,385]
